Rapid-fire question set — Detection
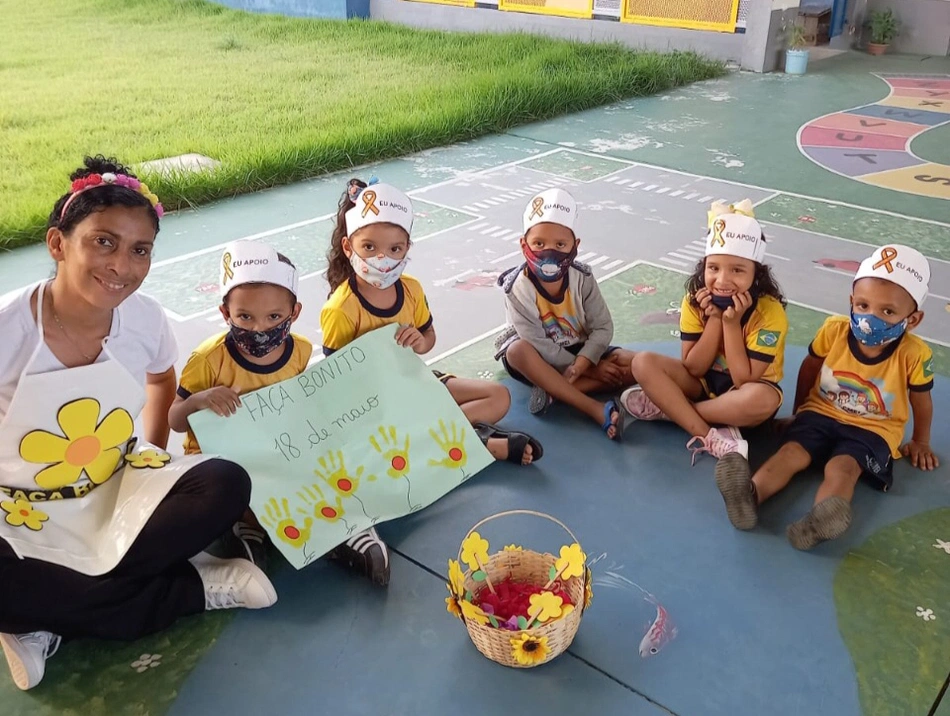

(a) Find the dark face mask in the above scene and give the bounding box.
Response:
[708,282,759,311]
[522,244,578,283]
[229,317,292,358]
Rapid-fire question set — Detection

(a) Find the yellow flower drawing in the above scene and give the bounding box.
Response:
[584,567,593,609]
[460,531,490,572]
[369,425,411,478]
[447,559,466,598]
[260,496,312,549]
[19,398,133,489]
[1,499,49,531]
[554,543,586,581]
[527,591,565,624]
[459,599,490,626]
[313,451,367,497]
[125,449,171,469]
[510,634,550,666]
[503,544,523,552]
[428,420,468,470]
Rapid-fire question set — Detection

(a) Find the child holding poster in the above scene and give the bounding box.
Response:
[169,240,392,586]
[322,179,543,467]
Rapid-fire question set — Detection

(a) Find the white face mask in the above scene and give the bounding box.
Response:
[349,252,408,289]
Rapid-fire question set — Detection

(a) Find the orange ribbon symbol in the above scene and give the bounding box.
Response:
[873,246,898,273]
[710,219,726,247]
[222,252,234,284]
[361,190,380,218]
[529,197,544,220]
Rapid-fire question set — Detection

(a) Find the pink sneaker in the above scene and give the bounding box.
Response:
[620,386,668,421]
[687,426,748,465]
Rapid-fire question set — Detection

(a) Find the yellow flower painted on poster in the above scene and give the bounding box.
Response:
[510,634,549,666]
[1,499,49,531]
[125,449,171,469]
[428,420,468,471]
[19,398,133,489]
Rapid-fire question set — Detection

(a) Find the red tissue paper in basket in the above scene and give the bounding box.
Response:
[474,576,574,623]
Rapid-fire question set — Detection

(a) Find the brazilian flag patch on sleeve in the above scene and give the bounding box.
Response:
[923,356,934,379]
[756,329,781,348]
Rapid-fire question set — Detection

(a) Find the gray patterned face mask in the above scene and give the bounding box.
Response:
[229,317,292,358]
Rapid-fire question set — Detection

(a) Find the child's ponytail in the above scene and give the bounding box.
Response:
[325,178,367,296]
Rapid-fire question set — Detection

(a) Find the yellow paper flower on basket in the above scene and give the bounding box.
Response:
[125,449,171,469]
[503,544,523,552]
[511,633,550,666]
[554,543,586,580]
[459,599,490,626]
[445,593,463,621]
[527,591,565,624]
[460,531,490,572]
[19,398,133,489]
[584,566,593,609]
[447,559,466,598]
[1,499,49,531]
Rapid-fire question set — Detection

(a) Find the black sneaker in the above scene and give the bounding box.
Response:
[206,522,269,572]
[328,527,390,587]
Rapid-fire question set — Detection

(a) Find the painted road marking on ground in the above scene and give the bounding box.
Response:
[766,252,790,261]
[698,195,713,203]
[468,221,488,231]
[669,190,684,197]
[587,256,608,266]
[629,181,644,189]
[490,250,523,264]
[660,256,689,267]
[656,187,671,195]
[601,259,624,271]
[491,229,510,238]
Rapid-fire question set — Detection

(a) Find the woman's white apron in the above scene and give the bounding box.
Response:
[0,282,209,575]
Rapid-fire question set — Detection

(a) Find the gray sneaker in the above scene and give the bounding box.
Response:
[787,497,853,551]
[715,453,758,531]
[528,385,552,416]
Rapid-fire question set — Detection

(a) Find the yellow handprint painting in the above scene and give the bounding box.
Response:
[428,419,470,479]
[298,483,354,535]
[369,425,418,511]
[313,450,377,522]
[260,496,314,564]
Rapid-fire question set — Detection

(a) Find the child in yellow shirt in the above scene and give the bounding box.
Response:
[716,244,939,550]
[169,240,390,585]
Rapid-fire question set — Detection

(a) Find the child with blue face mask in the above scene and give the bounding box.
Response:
[716,244,939,551]
[494,188,637,441]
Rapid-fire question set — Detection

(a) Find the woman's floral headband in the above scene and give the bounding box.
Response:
[60,172,164,221]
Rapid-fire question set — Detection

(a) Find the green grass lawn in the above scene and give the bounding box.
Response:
[0,0,723,248]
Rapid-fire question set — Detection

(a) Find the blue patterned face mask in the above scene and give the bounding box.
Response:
[850,310,907,347]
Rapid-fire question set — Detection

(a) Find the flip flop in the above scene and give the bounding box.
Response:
[473,422,544,464]
[601,398,625,441]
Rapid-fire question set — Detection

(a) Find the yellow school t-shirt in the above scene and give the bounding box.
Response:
[320,275,433,355]
[799,315,934,457]
[530,271,584,348]
[177,332,313,454]
[678,293,787,385]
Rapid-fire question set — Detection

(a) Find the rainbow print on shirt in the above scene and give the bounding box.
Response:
[818,366,892,420]
[540,311,582,347]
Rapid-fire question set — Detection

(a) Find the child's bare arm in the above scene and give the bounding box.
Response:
[902,391,939,470]
[682,318,722,378]
[168,388,242,433]
[792,354,823,412]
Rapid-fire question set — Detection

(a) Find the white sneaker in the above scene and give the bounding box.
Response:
[189,552,278,611]
[687,426,749,465]
[0,631,61,690]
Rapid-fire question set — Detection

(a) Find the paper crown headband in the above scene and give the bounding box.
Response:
[523,188,578,234]
[220,240,298,298]
[854,244,930,308]
[704,199,766,264]
[344,182,414,237]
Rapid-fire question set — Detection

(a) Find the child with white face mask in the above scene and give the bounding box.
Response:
[716,244,939,551]
[321,179,543,469]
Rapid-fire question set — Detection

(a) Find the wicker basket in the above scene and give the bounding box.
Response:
[453,510,589,668]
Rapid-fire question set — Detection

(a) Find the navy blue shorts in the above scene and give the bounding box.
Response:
[502,343,621,387]
[784,410,894,491]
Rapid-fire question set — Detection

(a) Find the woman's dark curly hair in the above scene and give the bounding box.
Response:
[685,246,787,310]
[47,155,160,235]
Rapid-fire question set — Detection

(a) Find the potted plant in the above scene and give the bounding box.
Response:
[784,21,809,75]
[867,8,899,55]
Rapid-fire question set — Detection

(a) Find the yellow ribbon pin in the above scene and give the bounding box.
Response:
[529,197,544,220]
[873,246,898,273]
[361,190,380,218]
[222,252,234,284]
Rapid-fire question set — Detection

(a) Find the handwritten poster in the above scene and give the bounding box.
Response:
[190,327,494,569]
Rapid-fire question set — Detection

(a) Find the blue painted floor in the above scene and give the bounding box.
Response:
[167,344,950,716]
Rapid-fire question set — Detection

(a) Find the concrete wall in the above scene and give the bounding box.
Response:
[369,0,744,63]
[212,0,369,19]
[742,0,801,73]
[841,0,950,55]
